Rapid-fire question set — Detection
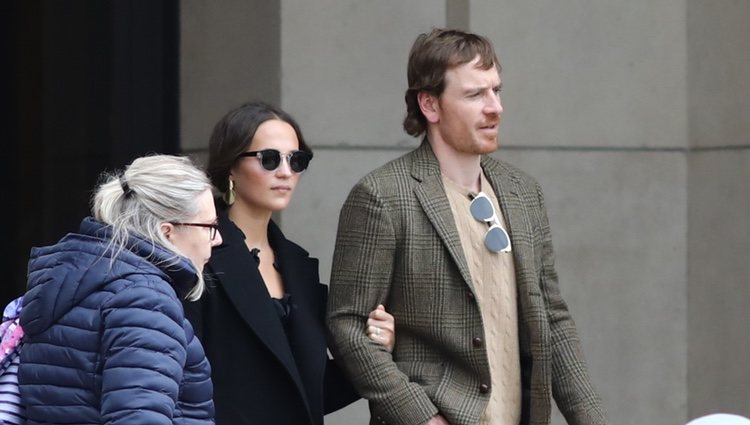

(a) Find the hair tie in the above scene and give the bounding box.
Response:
[120,176,134,198]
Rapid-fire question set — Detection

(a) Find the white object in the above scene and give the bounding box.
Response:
[686,414,750,425]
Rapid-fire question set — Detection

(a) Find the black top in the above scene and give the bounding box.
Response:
[271,294,293,331]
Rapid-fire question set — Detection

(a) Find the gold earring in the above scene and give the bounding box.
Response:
[224,179,235,205]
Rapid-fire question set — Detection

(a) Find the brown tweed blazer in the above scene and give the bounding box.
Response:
[327,141,608,425]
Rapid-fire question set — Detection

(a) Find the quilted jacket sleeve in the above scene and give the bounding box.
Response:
[99,284,189,424]
[174,317,215,425]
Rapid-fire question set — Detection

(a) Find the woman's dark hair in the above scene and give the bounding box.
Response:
[207,101,311,197]
[403,28,501,137]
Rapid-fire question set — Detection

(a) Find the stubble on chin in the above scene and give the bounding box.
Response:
[475,137,499,155]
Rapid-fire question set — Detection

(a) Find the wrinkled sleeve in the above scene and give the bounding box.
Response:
[327,180,439,425]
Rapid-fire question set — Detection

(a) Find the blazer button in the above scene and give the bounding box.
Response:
[467,291,475,300]
[479,383,490,394]
[472,337,483,347]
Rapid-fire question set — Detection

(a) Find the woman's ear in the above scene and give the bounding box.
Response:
[160,222,174,240]
[417,91,440,124]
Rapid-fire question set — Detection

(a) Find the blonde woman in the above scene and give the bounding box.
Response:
[19,155,219,424]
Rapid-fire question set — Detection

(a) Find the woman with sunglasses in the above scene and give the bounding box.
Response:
[184,101,395,425]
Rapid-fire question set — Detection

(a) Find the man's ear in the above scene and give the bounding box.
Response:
[417,91,440,124]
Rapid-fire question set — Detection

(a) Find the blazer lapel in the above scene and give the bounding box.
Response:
[481,158,545,360]
[411,142,475,290]
[482,157,537,300]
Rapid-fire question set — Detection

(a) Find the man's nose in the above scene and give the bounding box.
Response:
[486,93,502,115]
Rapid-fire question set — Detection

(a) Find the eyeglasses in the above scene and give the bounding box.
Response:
[468,192,511,253]
[237,149,313,173]
[170,222,220,241]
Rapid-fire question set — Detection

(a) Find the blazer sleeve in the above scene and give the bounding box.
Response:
[326,180,439,425]
[99,284,187,424]
[534,183,609,425]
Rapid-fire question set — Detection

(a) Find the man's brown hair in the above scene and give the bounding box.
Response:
[403,28,500,137]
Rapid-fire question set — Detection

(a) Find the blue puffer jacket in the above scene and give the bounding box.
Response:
[19,217,214,425]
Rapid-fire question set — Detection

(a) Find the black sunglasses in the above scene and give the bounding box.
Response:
[237,149,313,173]
[170,222,220,241]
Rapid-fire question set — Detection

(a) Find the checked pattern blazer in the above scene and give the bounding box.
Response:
[327,141,608,425]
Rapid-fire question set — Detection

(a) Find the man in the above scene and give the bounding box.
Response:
[327,28,608,425]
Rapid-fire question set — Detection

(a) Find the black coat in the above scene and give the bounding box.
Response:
[184,211,358,425]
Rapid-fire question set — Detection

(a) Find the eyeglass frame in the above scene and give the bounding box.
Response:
[468,191,512,253]
[169,221,220,241]
[237,149,313,173]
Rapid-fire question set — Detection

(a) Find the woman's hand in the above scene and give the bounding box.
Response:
[366,304,395,353]
[426,414,451,425]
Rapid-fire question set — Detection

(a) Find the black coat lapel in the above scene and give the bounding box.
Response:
[269,222,327,420]
[268,221,326,363]
[207,213,308,401]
